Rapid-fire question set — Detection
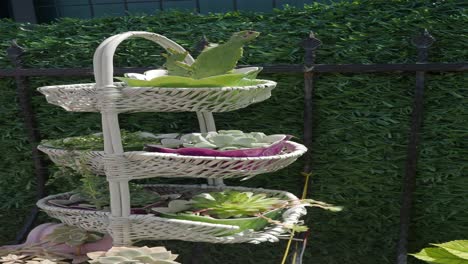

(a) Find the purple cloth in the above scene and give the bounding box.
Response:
[145,139,289,157]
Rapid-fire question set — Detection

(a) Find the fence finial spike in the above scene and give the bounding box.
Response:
[411,29,435,48]
[194,35,210,54]
[7,39,25,64]
[302,31,322,50]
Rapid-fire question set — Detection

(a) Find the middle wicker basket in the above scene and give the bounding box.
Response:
[38,141,307,180]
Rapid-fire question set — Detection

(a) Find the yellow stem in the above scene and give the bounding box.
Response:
[280,171,312,264]
[280,231,295,264]
[301,172,311,199]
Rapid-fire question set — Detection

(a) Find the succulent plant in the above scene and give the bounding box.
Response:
[160,130,287,150]
[44,225,102,248]
[118,31,265,88]
[25,258,64,264]
[87,246,179,264]
[0,254,67,264]
[0,254,27,264]
[163,190,286,219]
[191,191,287,219]
[170,31,260,79]
[151,191,287,234]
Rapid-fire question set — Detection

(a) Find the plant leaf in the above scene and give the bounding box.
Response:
[433,241,468,260]
[410,248,468,264]
[116,72,263,88]
[162,48,191,77]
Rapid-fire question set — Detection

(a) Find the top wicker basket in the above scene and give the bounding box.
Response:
[37,31,276,113]
[38,81,276,113]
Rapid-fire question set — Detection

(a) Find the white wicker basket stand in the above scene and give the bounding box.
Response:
[37,31,308,246]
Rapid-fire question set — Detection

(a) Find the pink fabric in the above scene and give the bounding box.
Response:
[0,223,112,255]
[145,138,290,157]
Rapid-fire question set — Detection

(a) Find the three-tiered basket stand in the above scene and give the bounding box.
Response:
[36,32,308,247]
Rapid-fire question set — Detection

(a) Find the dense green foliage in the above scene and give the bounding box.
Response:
[0,1,466,263]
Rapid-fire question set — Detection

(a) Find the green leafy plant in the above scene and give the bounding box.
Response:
[87,246,179,264]
[117,31,265,88]
[75,173,109,210]
[76,173,161,210]
[170,30,260,79]
[41,130,165,151]
[411,240,468,264]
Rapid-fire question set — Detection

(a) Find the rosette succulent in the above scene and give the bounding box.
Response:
[151,191,342,235]
[0,254,28,263]
[152,191,287,234]
[190,191,286,219]
[160,130,287,150]
[44,225,102,247]
[0,255,64,264]
[87,247,179,264]
[153,190,286,219]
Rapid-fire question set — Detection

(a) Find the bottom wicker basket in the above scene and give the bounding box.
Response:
[37,184,306,244]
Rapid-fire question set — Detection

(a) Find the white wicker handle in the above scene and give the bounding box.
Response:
[92,32,220,223]
[93,31,195,87]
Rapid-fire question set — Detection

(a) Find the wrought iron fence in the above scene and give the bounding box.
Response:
[1,30,467,264]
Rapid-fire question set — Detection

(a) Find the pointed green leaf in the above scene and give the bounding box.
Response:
[411,248,436,262]
[411,248,468,264]
[232,67,263,79]
[162,48,191,77]
[190,31,260,79]
[433,241,468,260]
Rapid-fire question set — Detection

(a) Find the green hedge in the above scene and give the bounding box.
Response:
[0,1,466,263]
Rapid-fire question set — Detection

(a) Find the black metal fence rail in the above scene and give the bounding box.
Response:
[1,62,467,77]
[2,30,467,264]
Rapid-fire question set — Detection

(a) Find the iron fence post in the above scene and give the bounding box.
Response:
[7,40,48,243]
[302,31,322,173]
[396,29,435,264]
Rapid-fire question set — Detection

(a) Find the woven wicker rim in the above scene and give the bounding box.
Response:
[37,80,276,93]
[38,141,306,161]
[132,141,306,161]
